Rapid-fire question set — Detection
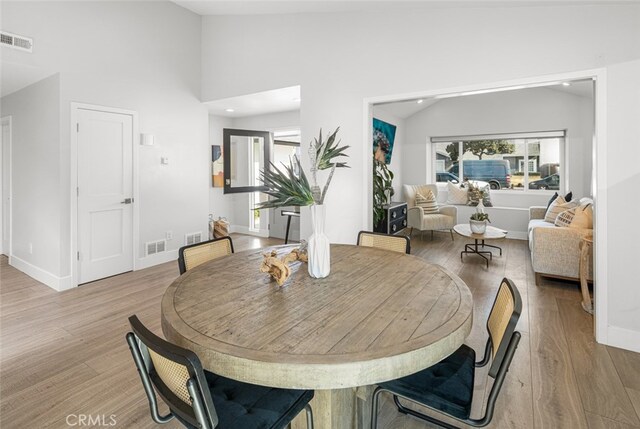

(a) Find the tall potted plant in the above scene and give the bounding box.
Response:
[373,157,394,232]
[256,128,349,278]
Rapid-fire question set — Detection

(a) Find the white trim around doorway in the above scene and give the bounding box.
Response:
[363,67,608,346]
[1,116,12,258]
[70,102,139,288]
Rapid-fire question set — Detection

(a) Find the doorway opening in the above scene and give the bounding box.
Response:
[269,129,302,242]
[363,69,607,343]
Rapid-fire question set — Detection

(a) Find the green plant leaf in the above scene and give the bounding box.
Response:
[315,127,350,170]
[255,156,315,209]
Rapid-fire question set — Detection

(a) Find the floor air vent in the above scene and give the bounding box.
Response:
[146,239,167,256]
[0,31,33,53]
[185,232,202,246]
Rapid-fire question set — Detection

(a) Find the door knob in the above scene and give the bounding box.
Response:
[121,198,133,204]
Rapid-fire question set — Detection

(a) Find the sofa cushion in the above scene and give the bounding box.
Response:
[547,191,573,209]
[555,208,576,228]
[446,181,468,205]
[544,196,577,223]
[570,203,593,229]
[528,219,555,249]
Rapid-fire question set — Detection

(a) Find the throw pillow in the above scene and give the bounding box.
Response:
[565,191,573,202]
[555,208,576,227]
[544,196,578,223]
[466,181,493,207]
[570,203,593,229]
[415,190,439,214]
[547,191,573,209]
[446,181,468,205]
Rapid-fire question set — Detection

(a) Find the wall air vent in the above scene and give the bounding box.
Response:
[0,31,33,53]
[185,232,202,246]
[145,239,167,256]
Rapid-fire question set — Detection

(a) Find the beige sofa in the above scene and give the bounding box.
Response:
[528,206,593,285]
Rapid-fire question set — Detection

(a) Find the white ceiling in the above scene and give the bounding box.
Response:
[374,79,594,119]
[1,61,57,98]
[204,85,300,117]
[172,1,628,16]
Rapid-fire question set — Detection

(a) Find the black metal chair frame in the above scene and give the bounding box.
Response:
[370,278,522,429]
[177,236,234,275]
[126,315,219,428]
[357,230,411,254]
[126,315,314,429]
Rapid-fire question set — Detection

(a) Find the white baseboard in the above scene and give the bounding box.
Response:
[230,225,270,238]
[136,249,179,270]
[606,325,640,353]
[9,255,74,291]
[507,231,527,240]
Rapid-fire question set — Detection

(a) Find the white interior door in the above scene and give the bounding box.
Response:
[77,109,133,284]
[1,117,11,256]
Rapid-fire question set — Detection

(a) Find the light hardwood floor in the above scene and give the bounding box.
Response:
[1,233,639,429]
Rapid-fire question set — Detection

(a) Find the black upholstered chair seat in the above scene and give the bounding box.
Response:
[379,344,476,420]
[175,371,314,429]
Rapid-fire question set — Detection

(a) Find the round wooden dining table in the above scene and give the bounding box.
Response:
[162,244,473,429]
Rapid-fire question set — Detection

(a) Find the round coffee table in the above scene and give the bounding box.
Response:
[453,224,507,268]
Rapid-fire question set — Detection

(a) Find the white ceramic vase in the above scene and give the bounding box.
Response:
[308,204,331,278]
[469,219,487,234]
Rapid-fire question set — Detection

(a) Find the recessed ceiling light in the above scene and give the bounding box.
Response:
[562,82,571,86]
[417,99,424,104]
[225,108,235,113]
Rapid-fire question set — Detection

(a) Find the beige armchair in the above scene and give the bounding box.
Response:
[403,184,457,240]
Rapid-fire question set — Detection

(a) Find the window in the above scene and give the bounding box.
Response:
[431,131,565,191]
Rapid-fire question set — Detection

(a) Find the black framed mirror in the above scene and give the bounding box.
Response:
[223,128,271,194]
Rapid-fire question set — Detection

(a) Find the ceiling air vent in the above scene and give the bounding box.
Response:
[0,31,33,53]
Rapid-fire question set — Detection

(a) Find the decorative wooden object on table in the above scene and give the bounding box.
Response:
[162,244,473,429]
[259,248,308,286]
[579,234,594,314]
[454,223,507,268]
[375,202,408,235]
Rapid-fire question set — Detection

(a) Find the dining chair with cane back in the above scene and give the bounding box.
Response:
[178,236,234,274]
[357,231,411,254]
[126,315,315,429]
[370,277,522,429]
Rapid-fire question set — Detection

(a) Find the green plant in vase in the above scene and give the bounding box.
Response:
[256,128,349,279]
[469,212,490,222]
[469,212,490,234]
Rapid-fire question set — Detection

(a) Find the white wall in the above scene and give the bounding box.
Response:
[605,59,640,346]
[0,74,61,277]
[201,4,640,349]
[201,4,640,243]
[402,87,594,208]
[371,108,404,200]
[1,1,208,283]
[208,110,300,233]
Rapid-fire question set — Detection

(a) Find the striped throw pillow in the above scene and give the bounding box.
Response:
[415,190,439,214]
[544,196,578,223]
[555,208,576,227]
